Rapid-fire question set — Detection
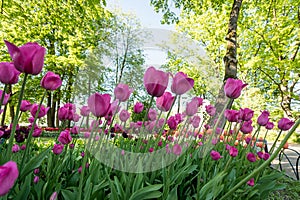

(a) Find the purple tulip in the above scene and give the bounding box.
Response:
[148,108,157,121]
[229,146,238,157]
[173,144,182,156]
[12,144,20,153]
[265,121,274,130]
[58,103,76,121]
[143,66,169,97]
[246,152,256,162]
[5,40,46,75]
[133,102,144,113]
[88,93,111,117]
[0,90,10,105]
[191,115,201,128]
[34,176,39,184]
[247,178,254,186]
[34,168,40,174]
[119,109,130,122]
[0,161,19,196]
[224,109,240,122]
[205,105,216,116]
[20,100,32,112]
[0,62,20,84]
[239,108,254,121]
[224,78,247,99]
[52,144,64,155]
[58,130,72,145]
[257,110,269,126]
[40,71,62,91]
[32,127,42,137]
[114,83,133,102]
[240,120,253,134]
[80,106,90,116]
[171,72,194,95]
[167,116,178,130]
[210,150,222,160]
[71,126,79,135]
[30,104,49,118]
[278,118,294,131]
[156,92,174,112]
[192,97,203,107]
[49,192,58,200]
[186,98,199,116]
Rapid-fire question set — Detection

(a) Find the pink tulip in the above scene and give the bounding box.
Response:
[148,108,157,121]
[40,71,62,91]
[49,192,58,200]
[278,118,294,131]
[0,62,20,84]
[119,109,130,122]
[167,116,178,130]
[173,144,182,156]
[191,115,201,128]
[205,105,216,116]
[30,104,49,118]
[80,106,90,116]
[88,93,111,117]
[52,144,64,155]
[192,97,203,107]
[58,130,72,145]
[247,178,254,186]
[0,90,10,105]
[71,126,79,134]
[34,168,40,174]
[224,78,247,99]
[12,144,20,153]
[240,120,253,134]
[0,161,19,196]
[114,83,133,102]
[5,40,46,75]
[33,176,39,184]
[143,66,169,97]
[20,144,26,150]
[20,100,32,112]
[229,146,238,157]
[171,72,194,95]
[265,121,274,130]
[186,98,199,116]
[156,92,174,112]
[257,110,269,126]
[58,103,76,121]
[246,152,256,162]
[32,127,42,137]
[239,108,254,121]
[149,147,154,153]
[262,153,270,160]
[224,109,240,122]
[210,150,222,160]
[133,102,144,113]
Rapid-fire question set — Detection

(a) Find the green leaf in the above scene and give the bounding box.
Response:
[62,189,77,200]
[15,174,31,200]
[129,184,163,200]
[20,148,50,180]
[166,185,178,200]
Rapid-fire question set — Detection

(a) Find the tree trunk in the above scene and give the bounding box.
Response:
[47,91,55,127]
[56,89,61,127]
[210,0,243,128]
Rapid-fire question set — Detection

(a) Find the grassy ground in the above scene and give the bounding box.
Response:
[267,175,300,200]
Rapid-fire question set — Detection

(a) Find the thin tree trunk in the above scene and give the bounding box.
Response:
[210,0,243,128]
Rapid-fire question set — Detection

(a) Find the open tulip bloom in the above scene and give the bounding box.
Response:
[0,41,299,200]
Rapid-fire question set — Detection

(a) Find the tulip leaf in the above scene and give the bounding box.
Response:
[166,185,178,200]
[20,148,50,180]
[15,174,31,200]
[129,184,163,200]
[62,189,77,200]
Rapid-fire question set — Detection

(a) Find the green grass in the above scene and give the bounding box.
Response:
[267,175,300,200]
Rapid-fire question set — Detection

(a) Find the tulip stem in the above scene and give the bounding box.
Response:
[5,73,28,161]
[0,84,7,111]
[142,96,154,127]
[269,130,283,154]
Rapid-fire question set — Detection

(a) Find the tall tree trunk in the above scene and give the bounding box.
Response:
[47,91,54,127]
[56,89,61,127]
[210,0,243,128]
[7,84,15,122]
[280,82,293,118]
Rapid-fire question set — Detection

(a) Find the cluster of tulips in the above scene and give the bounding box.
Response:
[0,39,300,199]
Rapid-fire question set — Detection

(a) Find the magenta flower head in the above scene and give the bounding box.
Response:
[80,106,90,116]
[143,66,169,97]
[119,109,130,122]
[265,121,274,130]
[278,118,295,131]
[173,144,182,156]
[192,97,203,107]
[210,150,222,161]
[240,120,253,134]
[52,144,64,155]
[239,108,254,121]
[156,92,174,112]
[0,62,20,84]
[224,109,240,122]
[257,110,270,126]
[191,115,201,128]
[30,104,49,118]
[247,178,254,187]
[12,144,20,153]
[40,71,62,91]
[32,127,42,137]
[20,100,32,112]
[114,83,133,102]
[167,116,178,130]
[148,108,157,121]
[58,130,72,145]
[229,146,238,157]
[5,40,46,75]
[246,152,256,162]
[88,93,111,117]
[133,102,144,113]
[186,98,199,116]
[224,78,247,99]
[0,161,19,196]
[205,105,216,116]
[171,72,194,95]
[0,90,10,105]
